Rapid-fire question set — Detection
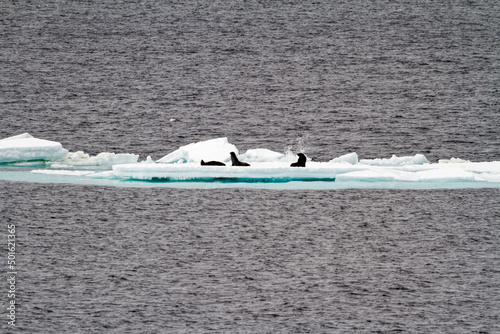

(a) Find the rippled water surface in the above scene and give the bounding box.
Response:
[1,0,499,332]
[2,0,499,161]
[1,183,499,333]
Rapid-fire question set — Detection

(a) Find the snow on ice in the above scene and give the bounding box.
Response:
[0,133,68,163]
[0,133,138,166]
[1,134,499,188]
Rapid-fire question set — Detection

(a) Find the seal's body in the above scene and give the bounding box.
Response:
[230,152,250,167]
[201,160,225,166]
[291,153,306,167]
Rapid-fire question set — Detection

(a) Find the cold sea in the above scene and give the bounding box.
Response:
[1,0,499,333]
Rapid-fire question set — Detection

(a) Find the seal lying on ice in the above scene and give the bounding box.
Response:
[201,160,225,166]
[290,153,306,167]
[230,152,250,167]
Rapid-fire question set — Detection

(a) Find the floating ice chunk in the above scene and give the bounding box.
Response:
[240,148,286,162]
[157,137,238,164]
[65,151,91,163]
[235,149,307,163]
[158,148,185,164]
[335,167,470,183]
[336,170,398,182]
[360,154,428,166]
[141,156,155,164]
[3,160,55,167]
[416,168,475,182]
[329,152,358,164]
[0,133,34,141]
[50,151,139,166]
[438,157,470,164]
[112,162,338,182]
[31,169,95,176]
[88,171,118,179]
[474,172,500,182]
[0,133,68,163]
[85,152,138,165]
[2,135,500,188]
[335,167,426,182]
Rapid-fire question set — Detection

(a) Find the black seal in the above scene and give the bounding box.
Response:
[290,153,306,167]
[201,160,226,166]
[230,152,250,167]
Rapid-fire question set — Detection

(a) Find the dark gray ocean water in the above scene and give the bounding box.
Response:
[1,0,499,333]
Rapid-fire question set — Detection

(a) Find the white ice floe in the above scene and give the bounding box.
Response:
[111,138,500,184]
[329,152,359,164]
[112,160,500,184]
[31,170,95,176]
[157,137,238,164]
[359,154,429,166]
[50,151,139,167]
[141,156,156,164]
[0,133,68,163]
[113,162,339,181]
[335,166,475,183]
[0,133,138,166]
[1,135,500,188]
[239,148,297,163]
[0,133,35,141]
[438,157,470,164]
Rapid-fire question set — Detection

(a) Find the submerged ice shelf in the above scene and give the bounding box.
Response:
[1,134,499,189]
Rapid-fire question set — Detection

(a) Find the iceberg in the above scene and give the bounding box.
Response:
[0,133,68,163]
